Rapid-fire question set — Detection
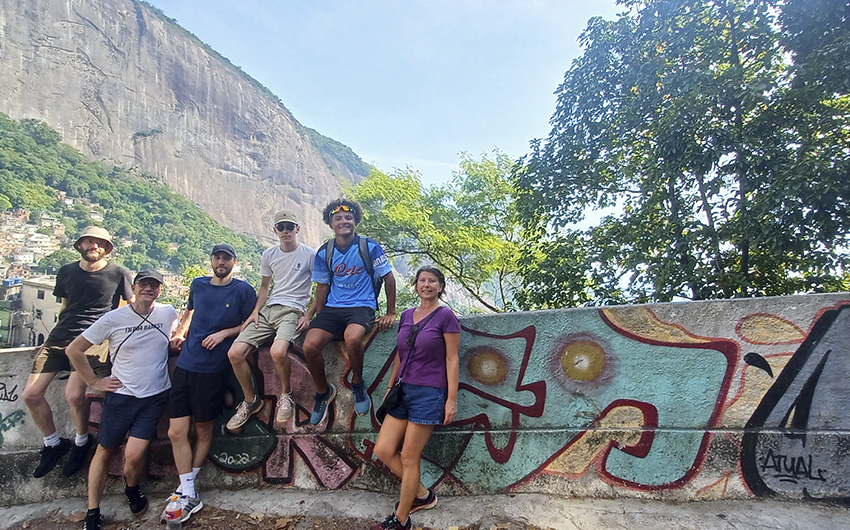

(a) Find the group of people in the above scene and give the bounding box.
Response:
[21,199,461,530]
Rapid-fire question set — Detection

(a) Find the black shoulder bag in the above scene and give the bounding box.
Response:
[376,307,443,424]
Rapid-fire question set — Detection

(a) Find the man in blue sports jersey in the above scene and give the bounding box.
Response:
[161,243,256,524]
[303,199,397,424]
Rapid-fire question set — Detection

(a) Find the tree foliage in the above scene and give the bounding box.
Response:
[515,0,850,307]
[352,151,522,313]
[0,113,263,285]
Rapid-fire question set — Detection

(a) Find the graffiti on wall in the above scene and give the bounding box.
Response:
[74,298,849,499]
[741,304,850,498]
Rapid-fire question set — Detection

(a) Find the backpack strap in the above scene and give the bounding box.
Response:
[324,238,335,287]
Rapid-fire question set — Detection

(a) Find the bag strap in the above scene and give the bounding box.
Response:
[324,236,380,302]
[397,306,444,381]
[111,305,170,363]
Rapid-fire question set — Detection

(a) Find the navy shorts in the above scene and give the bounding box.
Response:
[387,383,447,425]
[98,390,168,449]
[309,306,375,339]
[168,367,229,423]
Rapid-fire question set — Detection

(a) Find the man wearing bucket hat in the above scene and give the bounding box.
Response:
[21,226,133,479]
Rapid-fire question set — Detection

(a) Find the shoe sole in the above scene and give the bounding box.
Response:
[396,495,437,514]
[310,384,337,424]
[226,401,264,433]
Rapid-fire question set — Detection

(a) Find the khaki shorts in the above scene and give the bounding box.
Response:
[31,338,111,377]
[234,304,303,347]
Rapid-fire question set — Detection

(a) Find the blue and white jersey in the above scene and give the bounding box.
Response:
[312,235,392,309]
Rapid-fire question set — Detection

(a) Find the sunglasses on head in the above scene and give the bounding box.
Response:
[275,221,296,232]
[330,204,353,215]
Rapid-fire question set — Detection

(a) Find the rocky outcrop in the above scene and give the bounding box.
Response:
[0,0,368,244]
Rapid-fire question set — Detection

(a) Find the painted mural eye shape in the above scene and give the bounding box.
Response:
[560,340,606,382]
[467,348,509,386]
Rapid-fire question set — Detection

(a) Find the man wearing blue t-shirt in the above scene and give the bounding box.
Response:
[162,243,256,524]
[303,199,397,424]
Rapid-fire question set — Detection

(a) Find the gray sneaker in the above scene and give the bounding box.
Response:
[276,392,294,423]
[159,495,203,525]
[226,397,262,432]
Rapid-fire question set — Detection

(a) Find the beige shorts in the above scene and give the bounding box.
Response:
[235,304,303,347]
[32,339,111,377]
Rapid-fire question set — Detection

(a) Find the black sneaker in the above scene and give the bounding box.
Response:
[33,438,71,478]
[370,514,411,530]
[84,508,102,530]
[62,433,94,476]
[395,488,437,513]
[125,485,149,515]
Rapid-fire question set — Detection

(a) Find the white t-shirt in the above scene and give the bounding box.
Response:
[82,302,178,398]
[261,243,316,312]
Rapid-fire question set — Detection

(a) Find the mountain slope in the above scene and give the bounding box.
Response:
[0,0,369,244]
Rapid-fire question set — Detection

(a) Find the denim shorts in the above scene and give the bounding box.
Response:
[387,383,447,425]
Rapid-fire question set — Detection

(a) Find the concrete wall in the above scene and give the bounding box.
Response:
[1,293,848,506]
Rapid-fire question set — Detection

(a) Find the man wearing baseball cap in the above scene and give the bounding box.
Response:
[225,209,316,432]
[21,226,133,479]
[66,269,179,530]
[161,243,256,524]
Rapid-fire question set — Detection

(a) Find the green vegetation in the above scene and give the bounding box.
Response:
[351,151,522,313]
[514,0,850,307]
[0,113,263,285]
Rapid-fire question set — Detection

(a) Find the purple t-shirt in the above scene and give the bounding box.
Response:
[396,306,461,388]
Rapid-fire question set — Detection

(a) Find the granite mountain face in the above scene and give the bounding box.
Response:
[0,0,368,244]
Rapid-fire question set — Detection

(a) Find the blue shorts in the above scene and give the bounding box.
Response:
[98,390,168,449]
[387,383,446,425]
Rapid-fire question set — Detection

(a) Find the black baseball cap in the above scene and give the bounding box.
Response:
[134,269,163,285]
[211,243,237,258]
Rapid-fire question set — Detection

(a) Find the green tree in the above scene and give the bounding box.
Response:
[352,151,522,313]
[515,0,850,307]
[37,248,80,274]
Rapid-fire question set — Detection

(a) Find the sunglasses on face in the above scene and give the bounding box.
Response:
[330,205,353,215]
[275,222,296,232]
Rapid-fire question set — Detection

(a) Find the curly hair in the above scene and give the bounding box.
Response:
[322,198,362,225]
[414,265,447,299]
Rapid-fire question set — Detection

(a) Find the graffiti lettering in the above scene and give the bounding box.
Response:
[759,449,827,484]
[0,382,18,402]
[0,409,26,446]
[214,451,252,466]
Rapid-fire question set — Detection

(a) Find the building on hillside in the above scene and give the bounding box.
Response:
[0,277,26,347]
[21,275,61,346]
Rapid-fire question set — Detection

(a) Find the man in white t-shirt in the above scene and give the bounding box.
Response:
[66,270,178,530]
[225,210,316,432]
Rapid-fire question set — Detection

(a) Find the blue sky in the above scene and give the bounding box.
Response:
[146,1,622,185]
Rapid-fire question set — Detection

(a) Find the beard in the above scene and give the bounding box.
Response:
[213,267,231,279]
[80,249,105,263]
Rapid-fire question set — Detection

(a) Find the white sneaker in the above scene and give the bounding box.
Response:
[276,392,294,423]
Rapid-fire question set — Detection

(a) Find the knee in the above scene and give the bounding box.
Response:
[373,441,396,465]
[195,424,214,444]
[399,448,422,470]
[167,425,187,444]
[124,446,146,468]
[65,385,86,407]
[270,345,290,364]
[228,344,249,364]
[22,384,45,407]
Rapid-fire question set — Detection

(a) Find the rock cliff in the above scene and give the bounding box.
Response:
[0,0,369,245]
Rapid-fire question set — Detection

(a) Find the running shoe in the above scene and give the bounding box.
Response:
[352,381,371,416]
[226,396,262,432]
[309,383,337,424]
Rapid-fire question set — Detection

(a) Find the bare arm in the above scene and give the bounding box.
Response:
[66,335,122,392]
[170,308,194,350]
[443,332,460,425]
[377,272,397,331]
[297,286,320,333]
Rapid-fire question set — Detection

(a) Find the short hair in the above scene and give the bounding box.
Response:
[323,199,362,225]
[414,265,447,299]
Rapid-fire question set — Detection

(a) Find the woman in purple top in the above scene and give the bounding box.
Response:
[371,266,460,530]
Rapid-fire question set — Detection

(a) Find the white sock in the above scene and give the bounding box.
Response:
[75,433,89,446]
[192,467,201,480]
[179,472,196,498]
[43,433,60,447]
